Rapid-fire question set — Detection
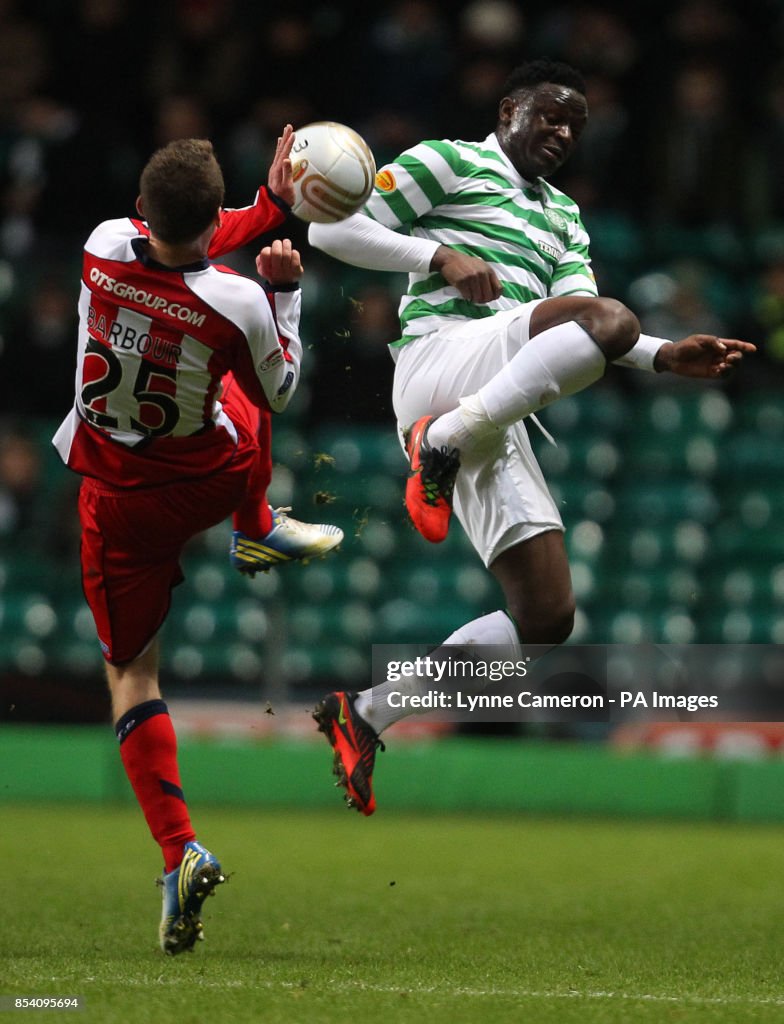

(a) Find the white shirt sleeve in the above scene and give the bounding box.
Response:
[309,213,440,274]
[255,288,302,413]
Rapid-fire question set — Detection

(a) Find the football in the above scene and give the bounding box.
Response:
[290,121,376,223]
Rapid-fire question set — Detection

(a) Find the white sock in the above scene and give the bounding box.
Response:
[428,322,606,454]
[427,394,497,452]
[355,676,428,734]
[355,610,520,733]
[478,321,605,428]
[442,608,520,647]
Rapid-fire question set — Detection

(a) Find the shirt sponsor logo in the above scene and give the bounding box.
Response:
[544,208,570,234]
[538,241,562,260]
[375,169,396,193]
[89,267,206,327]
[259,350,284,373]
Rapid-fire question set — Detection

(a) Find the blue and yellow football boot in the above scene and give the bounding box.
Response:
[158,841,226,955]
[230,507,343,576]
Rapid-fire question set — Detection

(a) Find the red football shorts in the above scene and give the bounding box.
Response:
[77,374,271,665]
[77,374,274,663]
[78,444,255,665]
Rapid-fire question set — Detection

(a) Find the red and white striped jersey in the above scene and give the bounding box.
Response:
[54,191,300,487]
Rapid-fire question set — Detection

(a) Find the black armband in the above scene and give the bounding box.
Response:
[261,278,300,293]
[265,186,292,215]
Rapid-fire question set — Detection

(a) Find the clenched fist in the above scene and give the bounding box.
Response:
[256,238,303,285]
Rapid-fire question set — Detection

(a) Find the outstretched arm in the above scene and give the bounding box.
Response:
[653,335,757,378]
[309,212,439,273]
[310,218,501,301]
[267,124,295,207]
[311,140,503,303]
[209,125,295,258]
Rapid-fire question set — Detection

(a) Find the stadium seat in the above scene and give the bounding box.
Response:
[712,517,784,561]
[533,385,628,437]
[605,520,711,570]
[612,480,719,525]
[60,640,103,675]
[633,391,734,436]
[622,431,719,479]
[313,427,406,475]
[598,565,701,612]
[344,556,383,600]
[281,642,370,689]
[734,396,784,438]
[561,516,603,560]
[593,605,695,645]
[2,592,59,640]
[536,436,622,481]
[712,609,784,645]
[296,469,402,515]
[376,596,481,643]
[722,434,783,480]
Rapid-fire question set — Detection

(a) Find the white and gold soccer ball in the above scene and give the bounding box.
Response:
[290,121,376,223]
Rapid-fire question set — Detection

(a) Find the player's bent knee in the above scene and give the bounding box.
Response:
[509,598,575,646]
[584,299,639,361]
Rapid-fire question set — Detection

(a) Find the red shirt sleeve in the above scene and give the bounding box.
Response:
[208,186,289,258]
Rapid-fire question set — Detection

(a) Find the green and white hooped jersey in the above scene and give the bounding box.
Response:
[365,133,598,347]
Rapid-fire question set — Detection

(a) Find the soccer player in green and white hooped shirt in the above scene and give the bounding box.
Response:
[309,59,756,816]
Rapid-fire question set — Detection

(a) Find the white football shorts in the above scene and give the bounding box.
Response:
[391,300,563,568]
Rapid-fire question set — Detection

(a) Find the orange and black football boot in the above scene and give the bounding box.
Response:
[403,415,460,543]
[313,691,384,815]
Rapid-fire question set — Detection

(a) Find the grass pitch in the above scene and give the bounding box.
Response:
[2,803,784,1023]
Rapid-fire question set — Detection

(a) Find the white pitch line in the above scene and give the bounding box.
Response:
[64,975,784,1008]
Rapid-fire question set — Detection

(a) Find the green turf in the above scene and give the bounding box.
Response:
[2,803,784,1023]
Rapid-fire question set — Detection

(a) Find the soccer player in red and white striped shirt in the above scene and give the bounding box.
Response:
[53,129,327,954]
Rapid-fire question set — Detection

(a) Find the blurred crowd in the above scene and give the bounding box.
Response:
[1,0,783,485]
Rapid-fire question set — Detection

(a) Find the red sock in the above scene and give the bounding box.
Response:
[222,374,274,538]
[232,451,274,538]
[116,700,195,872]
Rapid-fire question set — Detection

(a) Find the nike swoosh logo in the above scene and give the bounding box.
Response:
[338,702,348,725]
